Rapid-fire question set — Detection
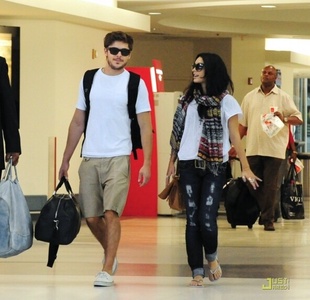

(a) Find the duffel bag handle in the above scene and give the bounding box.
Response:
[53,176,74,197]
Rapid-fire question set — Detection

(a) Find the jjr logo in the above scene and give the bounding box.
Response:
[262,278,290,290]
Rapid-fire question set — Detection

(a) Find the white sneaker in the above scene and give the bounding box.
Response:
[94,271,114,287]
[102,257,118,275]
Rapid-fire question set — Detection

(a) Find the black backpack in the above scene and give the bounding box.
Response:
[82,69,142,159]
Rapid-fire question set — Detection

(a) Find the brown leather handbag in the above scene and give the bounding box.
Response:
[158,175,185,212]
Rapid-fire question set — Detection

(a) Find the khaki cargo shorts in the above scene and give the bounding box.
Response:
[78,156,130,218]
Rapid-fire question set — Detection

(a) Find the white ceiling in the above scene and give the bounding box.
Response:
[1,2,310,79]
[1,0,310,39]
[118,0,310,39]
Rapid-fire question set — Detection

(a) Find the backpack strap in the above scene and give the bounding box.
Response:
[81,68,99,156]
[127,71,141,160]
[83,68,99,134]
[127,71,140,119]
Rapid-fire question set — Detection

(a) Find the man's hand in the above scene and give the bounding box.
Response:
[138,165,151,187]
[6,153,20,166]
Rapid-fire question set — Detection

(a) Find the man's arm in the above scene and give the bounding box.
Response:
[285,116,303,126]
[137,111,153,186]
[274,112,303,126]
[0,57,21,166]
[58,109,85,179]
[229,115,261,188]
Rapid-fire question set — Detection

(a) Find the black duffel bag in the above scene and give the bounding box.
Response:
[35,176,81,267]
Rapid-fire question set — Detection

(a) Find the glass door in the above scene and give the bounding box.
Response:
[293,77,310,152]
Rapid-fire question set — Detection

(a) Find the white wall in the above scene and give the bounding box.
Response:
[231,36,266,103]
[1,19,108,195]
[129,37,194,92]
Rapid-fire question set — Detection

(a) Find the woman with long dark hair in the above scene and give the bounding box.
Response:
[166,53,260,286]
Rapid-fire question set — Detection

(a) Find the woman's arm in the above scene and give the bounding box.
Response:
[228,115,262,189]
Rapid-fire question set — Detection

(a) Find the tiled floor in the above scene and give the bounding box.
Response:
[1,201,310,300]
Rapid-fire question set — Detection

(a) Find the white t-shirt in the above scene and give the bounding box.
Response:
[178,94,242,163]
[76,69,150,157]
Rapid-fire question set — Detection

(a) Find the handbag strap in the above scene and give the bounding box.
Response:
[175,158,180,176]
[2,158,12,180]
[54,176,74,198]
[2,157,18,181]
[285,163,297,183]
[47,243,59,268]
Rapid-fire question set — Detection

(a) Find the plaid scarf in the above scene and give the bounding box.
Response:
[170,89,228,175]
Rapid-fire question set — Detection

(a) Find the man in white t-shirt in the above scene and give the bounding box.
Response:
[58,31,153,287]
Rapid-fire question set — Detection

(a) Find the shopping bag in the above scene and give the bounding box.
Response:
[280,163,304,219]
[261,113,284,137]
[0,159,33,258]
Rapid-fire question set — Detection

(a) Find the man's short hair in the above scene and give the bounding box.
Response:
[104,31,134,51]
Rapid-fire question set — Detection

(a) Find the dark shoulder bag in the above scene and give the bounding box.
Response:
[35,176,81,267]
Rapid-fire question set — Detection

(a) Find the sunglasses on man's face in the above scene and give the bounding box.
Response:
[108,47,131,56]
[192,63,204,71]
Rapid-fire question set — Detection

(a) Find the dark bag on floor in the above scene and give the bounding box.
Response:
[281,163,304,220]
[0,159,33,258]
[35,176,81,267]
[223,177,260,229]
[158,175,185,212]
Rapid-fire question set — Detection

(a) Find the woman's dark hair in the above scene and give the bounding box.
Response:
[184,52,234,99]
[104,31,134,51]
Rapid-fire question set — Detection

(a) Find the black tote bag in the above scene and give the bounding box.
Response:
[280,163,304,220]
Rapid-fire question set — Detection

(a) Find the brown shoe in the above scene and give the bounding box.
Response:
[264,222,275,231]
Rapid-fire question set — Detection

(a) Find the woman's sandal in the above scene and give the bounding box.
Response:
[208,261,222,282]
[190,275,204,287]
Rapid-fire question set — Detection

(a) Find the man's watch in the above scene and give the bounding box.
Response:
[284,117,288,123]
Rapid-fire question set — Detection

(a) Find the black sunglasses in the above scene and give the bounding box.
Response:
[192,63,204,71]
[108,47,131,56]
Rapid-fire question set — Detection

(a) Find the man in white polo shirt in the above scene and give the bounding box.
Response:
[239,65,302,231]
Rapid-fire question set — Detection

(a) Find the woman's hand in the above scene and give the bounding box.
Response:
[165,159,176,186]
[241,169,262,190]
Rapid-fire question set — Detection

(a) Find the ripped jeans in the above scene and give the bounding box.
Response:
[178,160,227,278]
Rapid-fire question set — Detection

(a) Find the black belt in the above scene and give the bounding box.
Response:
[179,160,227,170]
[179,159,207,170]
